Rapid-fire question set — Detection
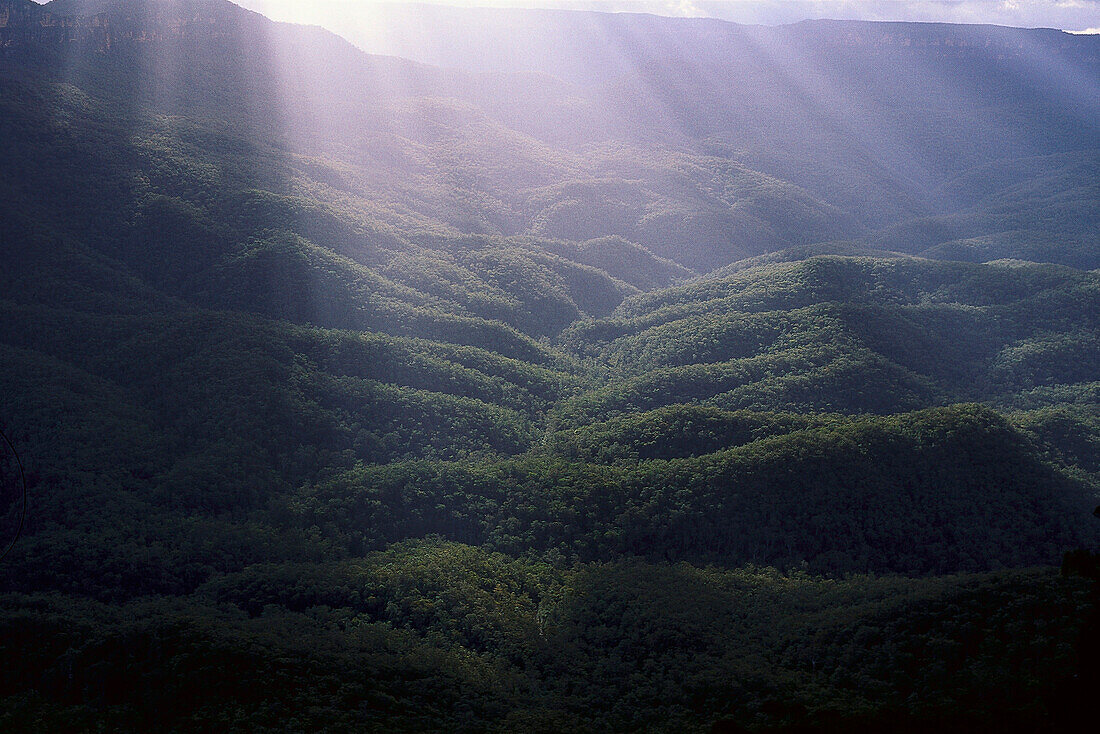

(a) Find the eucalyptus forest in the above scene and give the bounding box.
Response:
[1,1,1099,731]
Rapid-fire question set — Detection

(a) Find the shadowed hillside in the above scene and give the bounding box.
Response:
[0,1,1098,731]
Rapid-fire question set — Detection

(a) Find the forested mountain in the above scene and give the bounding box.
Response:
[348,4,1100,264]
[1,0,1098,730]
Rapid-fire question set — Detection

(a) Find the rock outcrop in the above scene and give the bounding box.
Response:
[1,0,259,53]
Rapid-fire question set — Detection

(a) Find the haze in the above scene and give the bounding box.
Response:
[229,1,1100,32]
[3,0,1100,729]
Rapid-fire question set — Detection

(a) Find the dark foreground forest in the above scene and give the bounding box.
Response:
[1,1,1099,731]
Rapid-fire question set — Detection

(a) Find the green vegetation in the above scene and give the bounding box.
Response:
[0,550,1093,732]
[300,406,1093,574]
[556,257,1100,421]
[0,1,1098,730]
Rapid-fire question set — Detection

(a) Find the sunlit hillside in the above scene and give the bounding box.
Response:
[1,0,1098,731]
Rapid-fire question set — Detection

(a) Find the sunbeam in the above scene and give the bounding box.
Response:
[3,0,1100,729]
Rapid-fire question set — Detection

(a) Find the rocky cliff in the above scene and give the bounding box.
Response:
[1,0,260,53]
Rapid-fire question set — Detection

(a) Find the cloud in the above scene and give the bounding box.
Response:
[665,1,704,17]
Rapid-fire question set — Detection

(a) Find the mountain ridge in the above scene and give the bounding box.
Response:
[1,1,1098,729]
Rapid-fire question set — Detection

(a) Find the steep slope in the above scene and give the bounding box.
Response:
[1,2,1099,731]
[347,6,1100,248]
[8,2,1098,271]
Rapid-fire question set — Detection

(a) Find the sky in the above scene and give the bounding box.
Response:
[231,1,1100,32]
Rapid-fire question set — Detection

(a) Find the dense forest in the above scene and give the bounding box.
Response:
[1,0,1098,731]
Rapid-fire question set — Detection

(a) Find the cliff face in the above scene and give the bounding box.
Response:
[0,0,45,27]
[768,21,1100,64]
[346,5,1100,83]
[0,0,254,53]
[0,3,88,50]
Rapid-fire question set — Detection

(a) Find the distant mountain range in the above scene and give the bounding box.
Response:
[5,0,1097,270]
[1,2,1098,730]
[346,4,1100,78]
